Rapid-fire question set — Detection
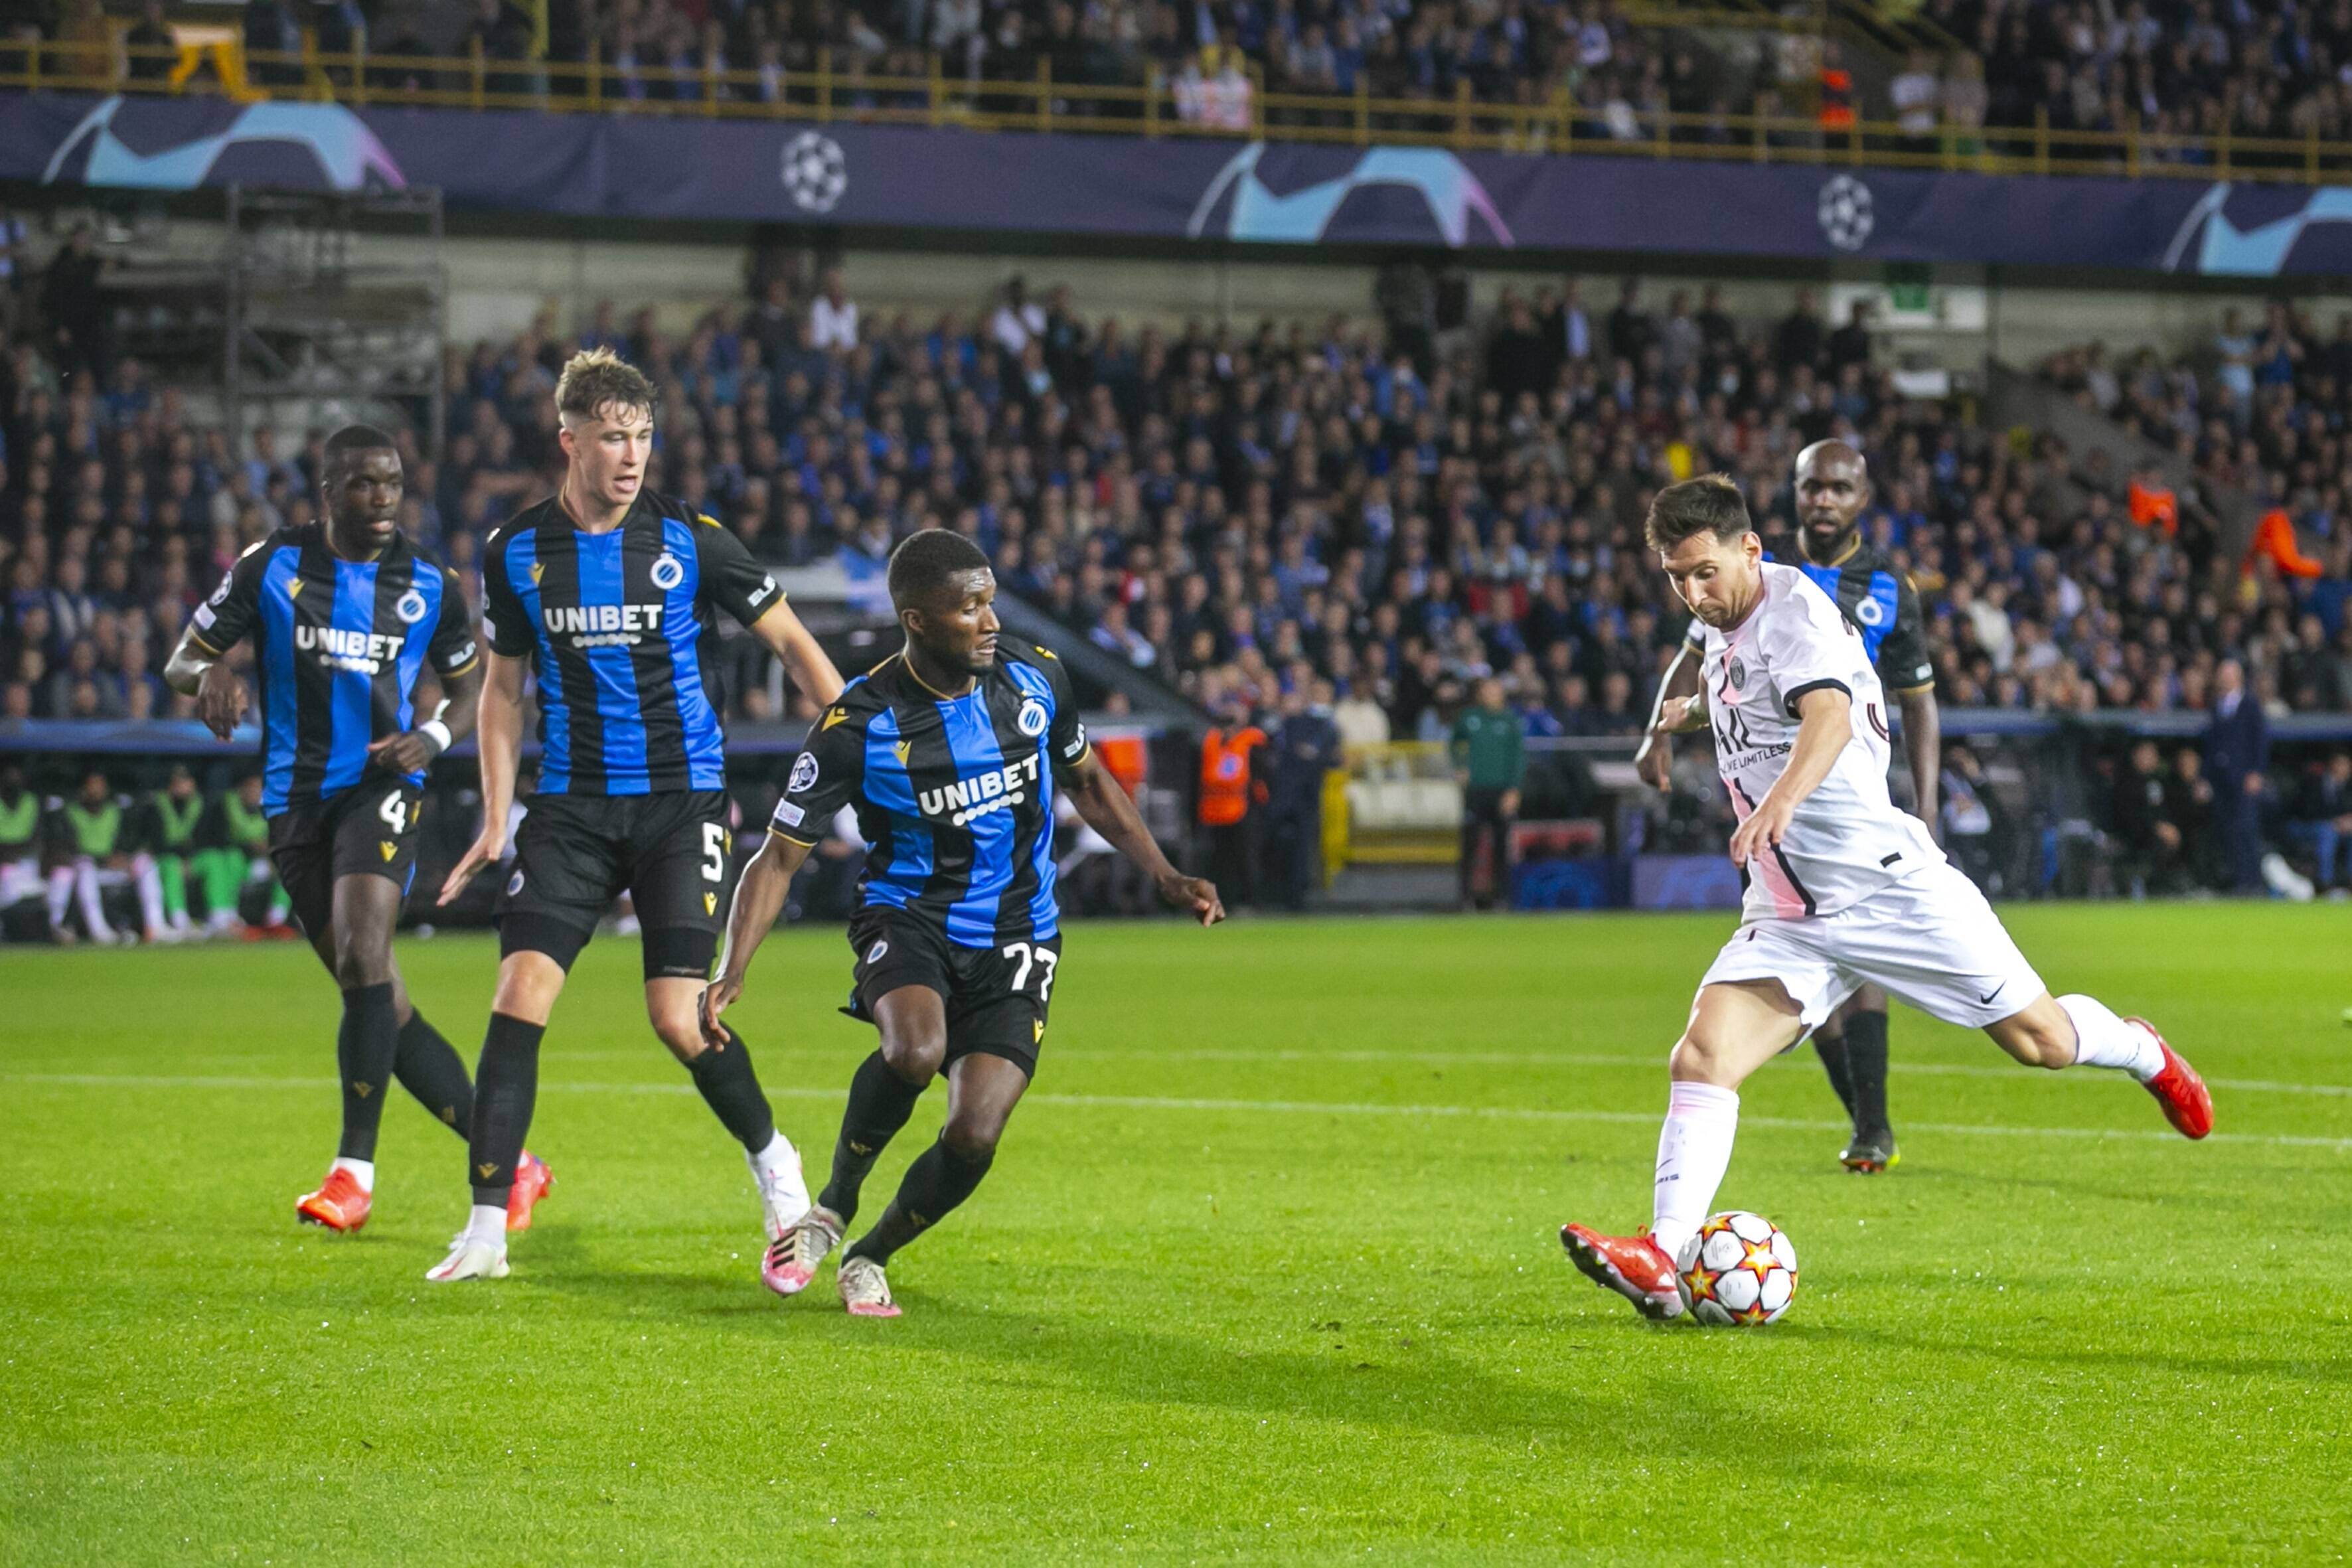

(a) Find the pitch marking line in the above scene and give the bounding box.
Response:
[4,1073,2347,1152]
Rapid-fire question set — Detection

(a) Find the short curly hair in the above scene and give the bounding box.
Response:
[555,347,657,425]
[1644,473,1753,553]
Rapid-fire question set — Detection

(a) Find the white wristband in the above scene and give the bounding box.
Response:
[419,720,453,755]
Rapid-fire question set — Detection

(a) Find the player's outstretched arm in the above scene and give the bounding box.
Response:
[438,651,525,905]
[1727,686,1852,869]
[1063,750,1224,926]
[1635,641,1705,791]
[745,601,846,707]
[702,830,818,1044]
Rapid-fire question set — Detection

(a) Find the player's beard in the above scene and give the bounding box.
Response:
[1802,521,1855,561]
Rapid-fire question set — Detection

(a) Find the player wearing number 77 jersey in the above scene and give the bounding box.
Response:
[705,529,1225,1318]
[1560,475,2213,1320]
[162,426,545,1236]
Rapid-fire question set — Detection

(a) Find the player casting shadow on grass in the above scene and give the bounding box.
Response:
[163,426,545,1235]
[705,529,1223,1318]
[1563,476,2212,1322]
[429,349,844,1285]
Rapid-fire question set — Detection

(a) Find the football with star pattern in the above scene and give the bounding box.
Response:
[1675,1211,1798,1326]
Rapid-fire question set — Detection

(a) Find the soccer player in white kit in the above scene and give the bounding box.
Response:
[1561,475,2212,1320]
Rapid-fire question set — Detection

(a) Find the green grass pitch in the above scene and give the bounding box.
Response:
[3,903,2349,1563]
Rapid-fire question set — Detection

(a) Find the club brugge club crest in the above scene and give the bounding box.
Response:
[650,552,685,591]
[396,588,429,625]
[1016,698,1050,738]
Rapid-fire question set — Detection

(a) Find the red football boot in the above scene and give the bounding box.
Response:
[296,1165,372,1233]
[1560,1222,1684,1320]
[505,1151,554,1231]
[2128,1018,2212,1140]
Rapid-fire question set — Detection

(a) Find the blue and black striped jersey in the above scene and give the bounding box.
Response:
[189,524,478,815]
[771,643,1091,948]
[481,493,785,796]
[1689,538,1934,695]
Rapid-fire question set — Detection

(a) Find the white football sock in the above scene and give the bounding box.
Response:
[465,1203,509,1243]
[1652,1080,1741,1262]
[2057,994,2163,1082]
[750,1130,799,1180]
[331,1156,375,1193]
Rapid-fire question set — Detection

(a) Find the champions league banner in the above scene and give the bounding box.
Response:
[8,91,2352,275]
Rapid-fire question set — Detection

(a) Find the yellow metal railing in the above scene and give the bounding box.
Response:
[9,38,2352,187]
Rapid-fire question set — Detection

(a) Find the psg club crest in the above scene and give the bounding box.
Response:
[396,588,430,625]
[1727,657,1747,690]
[649,552,685,592]
[1016,698,1050,738]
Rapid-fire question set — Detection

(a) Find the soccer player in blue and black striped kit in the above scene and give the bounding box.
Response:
[163,426,538,1234]
[428,349,844,1285]
[704,530,1224,1317]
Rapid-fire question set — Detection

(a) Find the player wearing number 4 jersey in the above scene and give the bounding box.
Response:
[1561,475,2212,1320]
[706,530,1223,1318]
[163,426,548,1234]
[426,348,845,1286]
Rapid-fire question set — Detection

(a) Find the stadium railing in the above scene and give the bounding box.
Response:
[11,39,2352,187]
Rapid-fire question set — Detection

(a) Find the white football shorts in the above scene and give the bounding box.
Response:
[1699,860,2047,1032]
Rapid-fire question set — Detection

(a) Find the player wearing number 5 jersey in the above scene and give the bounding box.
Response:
[163,426,536,1236]
[426,348,846,1285]
[705,530,1224,1318]
[1561,475,2212,1321]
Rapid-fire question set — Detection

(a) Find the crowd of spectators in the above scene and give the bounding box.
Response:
[30,0,2352,166]
[1888,1,2352,155]
[5,225,2352,892]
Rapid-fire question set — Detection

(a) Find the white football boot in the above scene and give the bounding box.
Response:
[426,1233,510,1283]
[761,1204,842,1298]
[836,1254,902,1318]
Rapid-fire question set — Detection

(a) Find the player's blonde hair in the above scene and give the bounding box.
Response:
[555,346,657,426]
[1644,472,1752,553]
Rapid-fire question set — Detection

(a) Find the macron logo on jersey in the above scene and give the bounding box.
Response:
[918,751,1043,827]
[543,603,665,649]
[296,624,406,674]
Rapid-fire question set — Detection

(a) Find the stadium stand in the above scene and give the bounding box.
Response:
[3,227,2351,932]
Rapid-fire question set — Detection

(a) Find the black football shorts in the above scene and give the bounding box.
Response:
[842,905,1060,1077]
[498,790,734,979]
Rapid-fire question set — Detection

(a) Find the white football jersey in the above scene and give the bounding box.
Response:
[1696,562,1942,919]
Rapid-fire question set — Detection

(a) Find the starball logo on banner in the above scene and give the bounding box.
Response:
[40,96,404,191]
[1186,143,1514,246]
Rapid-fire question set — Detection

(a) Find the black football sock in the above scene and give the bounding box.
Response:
[334,982,400,1162]
[1842,1008,1893,1139]
[468,1012,544,1206]
[1814,1029,1857,1124]
[817,1050,927,1226]
[843,1136,995,1267]
[688,1029,778,1152]
[394,1009,476,1138]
